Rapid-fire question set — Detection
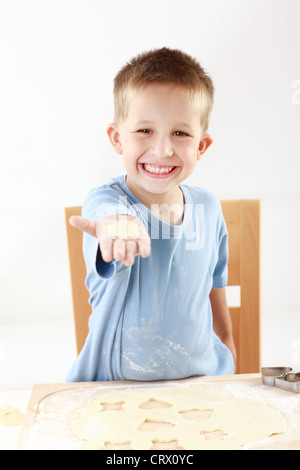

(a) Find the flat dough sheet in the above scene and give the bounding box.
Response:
[70,385,286,450]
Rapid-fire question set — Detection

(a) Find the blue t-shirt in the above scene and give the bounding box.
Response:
[66,175,234,382]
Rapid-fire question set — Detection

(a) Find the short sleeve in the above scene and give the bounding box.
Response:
[82,185,131,222]
[212,216,229,288]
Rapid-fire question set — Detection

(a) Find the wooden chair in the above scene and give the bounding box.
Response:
[221,200,261,374]
[65,200,260,374]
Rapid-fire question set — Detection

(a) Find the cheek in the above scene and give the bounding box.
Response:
[179,142,199,160]
[122,142,146,171]
[124,139,148,159]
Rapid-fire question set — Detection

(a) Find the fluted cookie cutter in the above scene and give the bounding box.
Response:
[261,367,300,393]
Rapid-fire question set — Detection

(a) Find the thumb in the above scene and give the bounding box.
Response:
[69,215,97,238]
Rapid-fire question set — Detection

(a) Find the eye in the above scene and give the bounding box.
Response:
[173,131,188,137]
[137,129,152,134]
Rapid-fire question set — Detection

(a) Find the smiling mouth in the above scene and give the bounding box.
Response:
[142,163,177,175]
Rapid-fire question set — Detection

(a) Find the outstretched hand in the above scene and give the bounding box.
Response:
[69,214,151,267]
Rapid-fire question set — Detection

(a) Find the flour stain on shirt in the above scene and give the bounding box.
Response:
[121,329,189,376]
[121,353,157,375]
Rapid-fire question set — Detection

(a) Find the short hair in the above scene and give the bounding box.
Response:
[113,47,214,132]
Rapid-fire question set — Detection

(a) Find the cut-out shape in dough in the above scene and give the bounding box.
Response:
[104,441,132,450]
[71,386,286,450]
[100,401,124,411]
[179,409,214,421]
[200,429,228,440]
[139,399,172,410]
[138,420,175,432]
[152,440,184,450]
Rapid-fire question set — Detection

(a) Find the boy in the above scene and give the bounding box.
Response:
[66,48,236,382]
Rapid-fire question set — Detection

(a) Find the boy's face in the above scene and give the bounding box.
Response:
[107,85,212,206]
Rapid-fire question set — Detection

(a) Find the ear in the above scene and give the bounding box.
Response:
[106,123,123,154]
[197,133,213,160]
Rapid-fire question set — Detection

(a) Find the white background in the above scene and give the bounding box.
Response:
[0,0,300,388]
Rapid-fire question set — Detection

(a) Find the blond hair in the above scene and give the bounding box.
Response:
[113,47,214,132]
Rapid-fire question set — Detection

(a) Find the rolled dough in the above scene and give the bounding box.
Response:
[70,385,286,450]
[104,221,140,239]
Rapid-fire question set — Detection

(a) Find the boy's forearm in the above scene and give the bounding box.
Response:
[215,328,236,364]
[210,287,237,363]
[219,332,236,362]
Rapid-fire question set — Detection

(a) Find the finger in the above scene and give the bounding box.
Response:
[137,223,151,258]
[138,237,151,258]
[112,238,126,261]
[99,237,114,263]
[123,240,138,266]
[69,216,97,238]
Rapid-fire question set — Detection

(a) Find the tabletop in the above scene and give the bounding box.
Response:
[1,373,300,450]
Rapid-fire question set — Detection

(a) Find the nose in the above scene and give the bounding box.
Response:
[150,136,173,158]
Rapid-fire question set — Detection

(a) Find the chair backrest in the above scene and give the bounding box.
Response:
[65,206,90,356]
[221,200,260,374]
[65,199,260,374]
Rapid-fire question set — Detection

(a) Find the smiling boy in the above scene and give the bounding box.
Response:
[66,48,236,382]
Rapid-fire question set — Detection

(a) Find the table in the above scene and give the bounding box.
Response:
[2,374,300,450]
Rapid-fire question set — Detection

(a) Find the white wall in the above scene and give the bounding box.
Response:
[1,0,299,327]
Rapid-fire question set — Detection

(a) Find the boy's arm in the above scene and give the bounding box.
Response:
[69,214,151,266]
[210,287,237,366]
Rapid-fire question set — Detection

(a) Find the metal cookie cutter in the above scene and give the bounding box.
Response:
[261,367,300,393]
[275,372,300,393]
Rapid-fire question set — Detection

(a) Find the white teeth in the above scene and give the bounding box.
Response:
[143,164,174,174]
